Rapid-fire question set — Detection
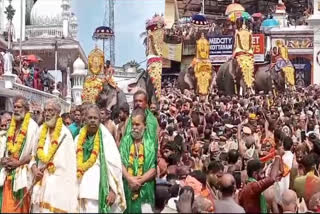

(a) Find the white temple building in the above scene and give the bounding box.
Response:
[0,0,86,110]
[0,0,78,42]
[0,0,87,98]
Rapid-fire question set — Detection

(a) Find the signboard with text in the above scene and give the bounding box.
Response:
[209,34,265,64]
[209,36,234,63]
[252,34,265,62]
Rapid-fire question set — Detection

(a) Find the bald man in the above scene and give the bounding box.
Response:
[309,192,320,212]
[281,190,298,213]
[215,174,245,213]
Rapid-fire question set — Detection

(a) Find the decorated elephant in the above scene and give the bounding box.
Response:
[216,58,251,95]
[177,65,216,94]
[177,33,215,95]
[81,47,128,120]
[254,63,286,94]
[96,82,128,120]
[127,68,158,107]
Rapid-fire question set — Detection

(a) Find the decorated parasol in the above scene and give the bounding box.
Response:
[228,11,251,23]
[191,14,208,26]
[17,54,43,63]
[225,2,245,16]
[261,16,280,30]
[92,26,114,60]
[252,12,263,19]
[241,12,251,21]
[146,14,165,31]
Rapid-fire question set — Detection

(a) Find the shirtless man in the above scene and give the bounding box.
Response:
[100,108,117,140]
[116,103,130,146]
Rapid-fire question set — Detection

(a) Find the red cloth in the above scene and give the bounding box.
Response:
[259,148,276,163]
[305,173,320,204]
[239,177,275,213]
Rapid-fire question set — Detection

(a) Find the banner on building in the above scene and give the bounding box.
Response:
[209,36,234,63]
[209,34,266,64]
[252,34,265,62]
[162,42,182,62]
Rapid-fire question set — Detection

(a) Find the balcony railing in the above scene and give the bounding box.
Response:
[12,82,70,112]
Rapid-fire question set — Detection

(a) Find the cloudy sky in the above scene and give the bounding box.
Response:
[72,0,165,68]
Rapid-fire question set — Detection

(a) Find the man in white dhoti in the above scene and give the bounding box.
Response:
[275,136,294,204]
[0,96,38,213]
[76,104,126,213]
[30,99,78,213]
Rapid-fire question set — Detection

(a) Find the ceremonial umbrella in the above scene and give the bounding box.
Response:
[261,18,280,28]
[92,26,114,39]
[228,11,251,22]
[92,26,114,57]
[252,13,263,18]
[18,54,43,63]
[146,14,165,31]
[225,3,245,16]
[191,14,209,27]
[241,12,251,21]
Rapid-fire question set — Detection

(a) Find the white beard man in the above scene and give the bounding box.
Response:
[0,96,39,212]
[30,99,78,212]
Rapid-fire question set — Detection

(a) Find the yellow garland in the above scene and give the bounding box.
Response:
[76,126,100,179]
[36,117,63,174]
[128,143,144,200]
[7,112,31,159]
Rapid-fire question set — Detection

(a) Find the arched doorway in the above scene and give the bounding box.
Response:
[291,57,312,87]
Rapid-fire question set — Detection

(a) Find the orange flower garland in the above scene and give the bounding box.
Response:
[76,126,100,179]
[36,118,63,174]
[7,112,31,159]
[128,143,144,200]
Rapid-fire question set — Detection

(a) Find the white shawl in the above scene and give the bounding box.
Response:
[30,124,78,213]
[77,124,126,213]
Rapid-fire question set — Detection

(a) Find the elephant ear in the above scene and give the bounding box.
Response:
[117,89,128,106]
[96,92,107,109]
[96,83,110,109]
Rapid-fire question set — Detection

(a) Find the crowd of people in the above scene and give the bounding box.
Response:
[155,76,320,213]
[0,50,56,93]
[1,73,320,213]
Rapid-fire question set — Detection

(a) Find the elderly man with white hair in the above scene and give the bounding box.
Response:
[0,96,38,213]
[30,98,78,213]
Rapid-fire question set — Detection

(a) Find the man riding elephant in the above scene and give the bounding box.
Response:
[82,48,128,119]
[177,33,215,96]
[272,40,295,90]
[216,17,255,96]
[232,17,255,94]
[255,40,295,94]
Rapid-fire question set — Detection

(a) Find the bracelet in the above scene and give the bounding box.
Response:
[275,155,281,159]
